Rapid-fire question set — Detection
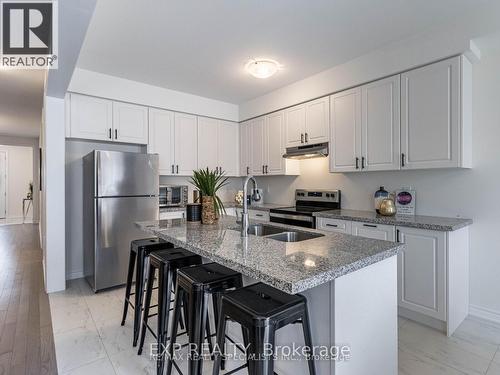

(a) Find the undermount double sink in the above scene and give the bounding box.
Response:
[238,223,324,242]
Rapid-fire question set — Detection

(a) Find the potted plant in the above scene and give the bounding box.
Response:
[190,168,228,224]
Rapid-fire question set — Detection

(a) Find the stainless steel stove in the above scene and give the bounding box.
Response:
[269,189,341,228]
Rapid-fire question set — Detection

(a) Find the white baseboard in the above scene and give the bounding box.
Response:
[66,270,84,280]
[469,304,500,325]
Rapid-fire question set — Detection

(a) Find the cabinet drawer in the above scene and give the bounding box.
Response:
[352,221,395,241]
[159,210,185,220]
[317,218,352,234]
[248,209,269,221]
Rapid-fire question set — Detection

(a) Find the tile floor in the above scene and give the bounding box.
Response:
[50,279,500,375]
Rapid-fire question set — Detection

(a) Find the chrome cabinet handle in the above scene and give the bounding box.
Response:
[262,165,265,174]
[301,133,304,143]
[401,153,406,167]
[109,128,112,139]
[363,223,377,228]
[361,156,365,169]
[355,157,359,169]
[256,213,263,217]
[115,129,118,140]
[305,133,308,143]
[396,229,401,243]
[176,165,179,174]
[171,165,174,174]
[265,165,268,174]
[326,223,338,227]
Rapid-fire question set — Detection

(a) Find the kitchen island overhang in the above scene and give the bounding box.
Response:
[137,217,403,375]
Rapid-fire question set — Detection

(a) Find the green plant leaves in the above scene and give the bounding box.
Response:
[189,168,229,216]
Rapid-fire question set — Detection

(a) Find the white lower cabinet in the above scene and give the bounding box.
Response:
[352,221,396,241]
[159,210,185,220]
[397,227,446,321]
[316,218,352,234]
[248,209,269,221]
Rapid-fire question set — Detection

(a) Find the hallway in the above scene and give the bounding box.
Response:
[0,224,57,374]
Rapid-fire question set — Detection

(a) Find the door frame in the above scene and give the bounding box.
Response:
[0,151,8,219]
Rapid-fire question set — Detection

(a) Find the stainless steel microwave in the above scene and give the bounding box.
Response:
[159,185,188,208]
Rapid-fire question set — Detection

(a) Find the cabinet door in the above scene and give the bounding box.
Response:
[250,117,265,175]
[219,120,239,176]
[285,104,306,147]
[330,88,362,172]
[397,227,446,320]
[69,94,113,141]
[316,218,352,234]
[362,75,401,171]
[239,121,250,176]
[265,111,285,175]
[148,108,175,175]
[305,97,329,144]
[112,102,149,144]
[352,221,395,241]
[174,113,198,175]
[401,57,460,169]
[197,116,219,171]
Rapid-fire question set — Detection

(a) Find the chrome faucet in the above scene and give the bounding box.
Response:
[241,175,260,237]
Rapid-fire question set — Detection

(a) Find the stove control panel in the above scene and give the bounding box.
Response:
[295,189,340,203]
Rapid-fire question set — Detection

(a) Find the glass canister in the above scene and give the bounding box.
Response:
[374,186,389,214]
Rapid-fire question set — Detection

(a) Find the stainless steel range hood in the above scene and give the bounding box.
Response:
[283,142,328,160]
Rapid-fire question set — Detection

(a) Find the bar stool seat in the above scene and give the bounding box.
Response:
[138,248,203,357]
[166,263,243,375]
[121,238,173,347]
[213,282,316,375]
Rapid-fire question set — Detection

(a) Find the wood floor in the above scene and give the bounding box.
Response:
[0,224,57,375]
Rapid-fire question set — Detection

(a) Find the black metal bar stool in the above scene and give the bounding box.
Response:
[212,282,316,375]
[166,263,244,375]
[121,238,173,346]
[137,248,203,360]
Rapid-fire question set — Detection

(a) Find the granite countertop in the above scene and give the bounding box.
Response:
[136,217,403,294]
[160,202,284,213]
[313,209,472,231]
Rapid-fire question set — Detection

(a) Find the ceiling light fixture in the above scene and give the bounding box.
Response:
[245,58,282,79]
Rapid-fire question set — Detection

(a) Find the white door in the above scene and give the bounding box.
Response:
[401,56,460,169]
[239,121,250,176]
[0,152,6,219]
[218,120,239,176]
[69,94,113,141]
[305,97,329,144]
[197,116,219,171]
[112,102,149,144]
[330,88,362,172]
[362,75,401,171]
[352,221,395,241]
[285,104,306,147]
[265,111,284,175]
[174,113,198,175]
[397,227,446,320]
[148,108,175,175]
[250,117,265,175]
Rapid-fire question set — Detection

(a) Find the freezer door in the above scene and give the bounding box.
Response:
[95,150,159,197]
[94,196,158,291]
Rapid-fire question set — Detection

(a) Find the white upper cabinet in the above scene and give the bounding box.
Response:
[197,117,219,171]
[361,75,400,171]
[285,104,306,147]
[330,87,362,172]
[397,227,446,320]
[401,56,471,169]
[174,113,198,175]
[250,117,266,175]
[218,120,239,176]
[112,102,148,144]
[285,97,329,148]
[304,97,329,144]
[239,120,251,176]
[148,108,175,175]
[265,111,285,175]
[69,93,113,142]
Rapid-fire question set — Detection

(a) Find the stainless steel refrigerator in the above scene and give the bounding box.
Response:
[83,150,159,292]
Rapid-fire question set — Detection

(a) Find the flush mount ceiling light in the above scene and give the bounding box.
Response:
[245,58,282,79]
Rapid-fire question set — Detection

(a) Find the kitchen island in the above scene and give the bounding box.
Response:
[137,217,404,375]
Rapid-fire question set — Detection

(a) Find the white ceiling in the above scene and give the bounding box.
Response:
[78,0,486,104]
[0,70,45,138]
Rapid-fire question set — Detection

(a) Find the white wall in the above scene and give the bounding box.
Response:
[0,145,33,219]
[69,68,239,121]
[257,48,500,318]
[65,139,145,279]
[42,96,66,293]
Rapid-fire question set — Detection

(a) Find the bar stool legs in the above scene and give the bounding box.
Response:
[120,244,136,326]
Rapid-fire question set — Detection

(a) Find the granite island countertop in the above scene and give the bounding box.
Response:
[136,217,403,294]
[313,209,472,231]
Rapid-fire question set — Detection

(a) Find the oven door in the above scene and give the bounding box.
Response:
[269,212,315,228]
